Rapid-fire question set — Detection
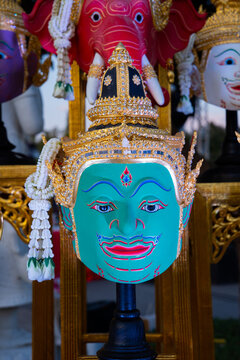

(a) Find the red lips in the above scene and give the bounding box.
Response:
[227,82,240,95]
[231,85,240,91]
[105,244,150,256]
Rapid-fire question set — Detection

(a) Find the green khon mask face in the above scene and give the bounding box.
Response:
[61,161,192,284]
[24,45,201,284]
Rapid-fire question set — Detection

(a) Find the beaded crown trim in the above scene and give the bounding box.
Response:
[195,0,240,52]
[0,0,29,35]
[47,125,201,208]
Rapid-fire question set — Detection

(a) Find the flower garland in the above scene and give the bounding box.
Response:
[25,138,61,282]
[175,34,196,115]
[48,0,75,100]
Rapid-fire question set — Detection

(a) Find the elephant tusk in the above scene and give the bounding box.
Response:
[142,55,164,106]
[86,53,105,105]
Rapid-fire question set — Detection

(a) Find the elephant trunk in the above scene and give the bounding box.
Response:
[95,23,146,72]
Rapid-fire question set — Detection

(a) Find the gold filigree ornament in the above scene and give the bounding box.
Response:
[104,75,112,86]
[193,0,240,71]
[132,74,141,86]
[142,64,158,80]
[0,0,50,90]
[212,204,240,263]
[0,185,32,244]
[88,64,105,80]
[149,0,173,31]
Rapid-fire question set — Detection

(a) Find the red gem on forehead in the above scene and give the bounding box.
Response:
[120,166,132,186]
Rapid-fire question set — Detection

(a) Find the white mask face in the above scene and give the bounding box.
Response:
[203,43,240,110]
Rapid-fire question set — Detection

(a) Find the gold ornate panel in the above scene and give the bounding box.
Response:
[0,165,35,242]
[194,182,240,264]
[189,182,240,360]
[212,203,240,264]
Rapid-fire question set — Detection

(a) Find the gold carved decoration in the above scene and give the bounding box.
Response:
[0,185,31,244]
[212,204,240,264]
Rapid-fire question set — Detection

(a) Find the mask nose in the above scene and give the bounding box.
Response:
[109,207,145,236]
[116,212,136,236]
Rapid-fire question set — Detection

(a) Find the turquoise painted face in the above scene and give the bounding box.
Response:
[62,162,191,283]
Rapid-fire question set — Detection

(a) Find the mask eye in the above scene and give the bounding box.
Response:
[218,57,236,66]
[134,12,144,24]
[0,51,8,60]
[139,200,167,213]
[88,201,117,213]
[92,204,113,213]
[141,204,162,213]
[91,11,101,23]
[225,58,236,65]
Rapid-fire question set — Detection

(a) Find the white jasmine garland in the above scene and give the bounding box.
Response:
[48,0,75,100]
[175,34,196,115]
[25,138,61,282]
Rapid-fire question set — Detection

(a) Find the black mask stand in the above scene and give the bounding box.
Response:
[97,283,156,360]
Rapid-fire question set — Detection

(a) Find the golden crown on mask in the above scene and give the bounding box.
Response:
[0,0,30,35]
[46,44,202,209]
[194,0,240,52]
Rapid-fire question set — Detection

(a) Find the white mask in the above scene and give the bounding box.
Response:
[203,43,240,110]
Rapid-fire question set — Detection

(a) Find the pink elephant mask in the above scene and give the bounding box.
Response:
[23,0,206,104]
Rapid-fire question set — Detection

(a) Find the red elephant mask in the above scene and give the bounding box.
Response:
[23,0,206,105]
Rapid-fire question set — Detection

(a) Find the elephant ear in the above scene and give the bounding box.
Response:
[22,0,56,53]
[22,0,78,62]
[155,0,206,67]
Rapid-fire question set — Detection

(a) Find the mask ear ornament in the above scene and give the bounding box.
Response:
[25,44,202,283]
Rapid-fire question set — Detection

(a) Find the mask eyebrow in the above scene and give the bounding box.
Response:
[0,40,14,51]
[214,48,240,58]
[82,181,125,197]
[130,180,171,198]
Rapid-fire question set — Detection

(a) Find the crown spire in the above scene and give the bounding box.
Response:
[87,43,158,129]
[108,43,133,65]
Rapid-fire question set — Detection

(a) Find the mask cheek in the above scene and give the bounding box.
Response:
[182,201,193,229]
